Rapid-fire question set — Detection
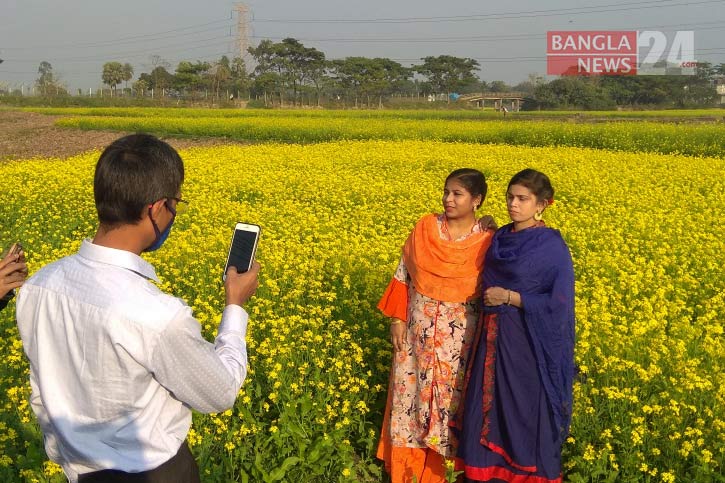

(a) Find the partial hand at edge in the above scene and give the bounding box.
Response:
[478,215,498,232]
[0,252,27,299]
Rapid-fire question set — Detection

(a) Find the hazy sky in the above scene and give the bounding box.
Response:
[1,0,724,91]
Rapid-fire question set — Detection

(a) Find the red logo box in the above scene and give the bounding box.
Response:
[547,31,638,76]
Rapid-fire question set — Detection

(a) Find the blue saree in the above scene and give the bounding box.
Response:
[456,223,575,483]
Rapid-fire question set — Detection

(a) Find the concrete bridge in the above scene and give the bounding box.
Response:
[459,92,526,111]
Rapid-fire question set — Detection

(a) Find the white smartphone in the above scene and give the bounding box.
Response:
[223,222,260,281]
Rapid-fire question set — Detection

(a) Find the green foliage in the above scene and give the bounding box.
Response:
[47,108,725,157]
[329,57,411,107]
[174,61,212,92]
[101,61,126,92]
[415,55,480,95]
[139,66,174,91]
[34,61,68,97]
[534,68,720,110]
[533,77,616,110]
[248,38,327,105]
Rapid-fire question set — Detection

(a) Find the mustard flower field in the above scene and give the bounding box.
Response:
[1,112,724,482]
[24,106,725,120]
[52,113,725,158]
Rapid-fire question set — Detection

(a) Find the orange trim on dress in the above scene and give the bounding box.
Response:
[377,277,409,322]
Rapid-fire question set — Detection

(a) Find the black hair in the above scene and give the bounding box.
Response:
[94,134,184,225]
[507,168,554,203]
[445,168,487,209]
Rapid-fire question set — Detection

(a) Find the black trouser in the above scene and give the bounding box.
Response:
[78,441,200,483]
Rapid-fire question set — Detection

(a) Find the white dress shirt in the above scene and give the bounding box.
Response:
[16,240,248,482]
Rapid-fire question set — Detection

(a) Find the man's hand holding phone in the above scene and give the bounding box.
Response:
[222,222,261,307]
[1,243,28,300]
[224,261,260,307]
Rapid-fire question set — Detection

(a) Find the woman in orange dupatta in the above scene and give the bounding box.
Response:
[377,168,495,483]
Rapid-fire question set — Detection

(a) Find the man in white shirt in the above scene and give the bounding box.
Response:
[16,134,260,483]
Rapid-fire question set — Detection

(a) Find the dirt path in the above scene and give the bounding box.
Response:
[0,110,227,160]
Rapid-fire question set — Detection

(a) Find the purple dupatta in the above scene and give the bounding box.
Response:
[484,224,576,435]
[457,223,575,481]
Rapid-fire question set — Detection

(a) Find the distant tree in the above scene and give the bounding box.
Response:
[597,76,669,106]
[174,61,211,95]
[596,72,717,108]
[251,72,282,106]
[150,66,174,91]
[674,62,717,107]
[248,39,285,104]
[631,78,671,105]
[35,61,67,96]
[37,61,53,82]
[533,77,614,109]
[279,38,326,105]
[415,55,480,102]
[216,55,233,90]
[415,79,435,96]
[207,61,231,101]
[138,73,152,89]
[36,61,55,95]
[329,57,410,107]
[229,57,251,98]
[102,62,125,95]
[132,78,149,96]
[248,39,278,74]
[394,78,418,97]
[294,44,327,106]
[330,57,376,107]
[122,63,134,90]
[357,59,388,107]
[377,58,412,100]
[135,56,175,95]
[248,38,327,106]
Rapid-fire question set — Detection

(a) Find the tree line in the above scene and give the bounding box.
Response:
[530,66,725,109]
[23,38,506,107]
[126,39,486,108]
[19,37,725,109]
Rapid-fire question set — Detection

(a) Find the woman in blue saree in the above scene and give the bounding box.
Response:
[456,169,576,483]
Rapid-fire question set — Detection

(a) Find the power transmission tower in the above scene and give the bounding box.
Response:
[234,3,250,60]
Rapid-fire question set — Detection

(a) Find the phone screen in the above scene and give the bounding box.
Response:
[226,229,258,275]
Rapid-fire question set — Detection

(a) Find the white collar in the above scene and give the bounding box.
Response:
[78,239,160,282]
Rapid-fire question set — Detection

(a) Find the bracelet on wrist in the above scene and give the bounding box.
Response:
[390,319,404,326]
[506,290,512,305]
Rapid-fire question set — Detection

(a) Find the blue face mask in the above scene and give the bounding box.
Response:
[145,203,176,252]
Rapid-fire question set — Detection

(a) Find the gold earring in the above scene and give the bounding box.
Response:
[534,211,543,221]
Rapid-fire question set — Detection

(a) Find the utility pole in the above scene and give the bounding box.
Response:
[234,3,250,60]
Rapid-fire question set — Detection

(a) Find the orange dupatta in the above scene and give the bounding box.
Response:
[402,213,492,303]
